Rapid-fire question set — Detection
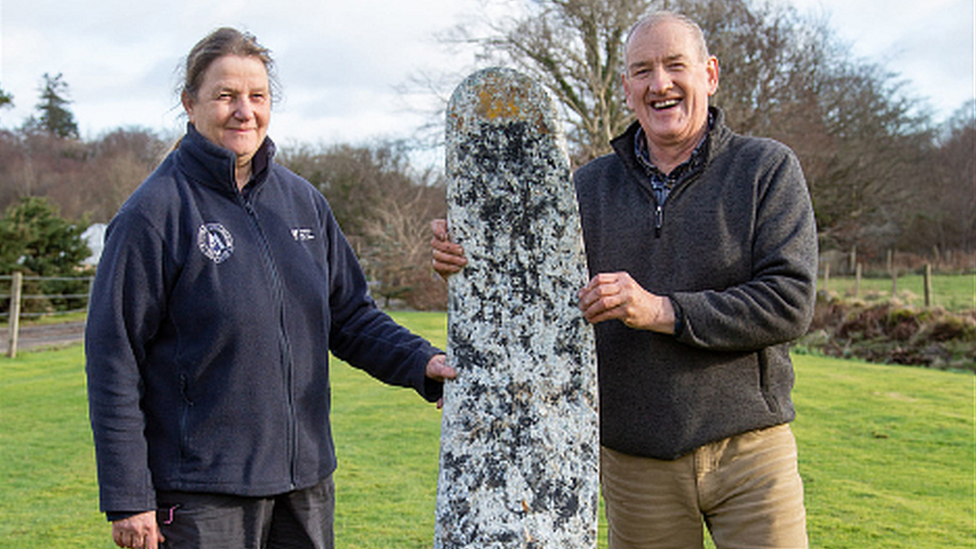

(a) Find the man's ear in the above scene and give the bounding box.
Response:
[706,56,720,96]
[622,72,634,108]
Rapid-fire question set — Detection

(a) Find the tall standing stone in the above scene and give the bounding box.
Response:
[433,67,598,549]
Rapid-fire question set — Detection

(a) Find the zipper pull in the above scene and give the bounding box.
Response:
[654,204,663,238]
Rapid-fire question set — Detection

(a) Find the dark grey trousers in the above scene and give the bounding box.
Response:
[155,476,335,549]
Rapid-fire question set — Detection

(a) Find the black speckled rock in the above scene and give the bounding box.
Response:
[433,67,599,549]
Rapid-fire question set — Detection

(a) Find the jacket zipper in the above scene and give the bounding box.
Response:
[649,170,702,239]
[242,196,299,490]
[654,204,663,238]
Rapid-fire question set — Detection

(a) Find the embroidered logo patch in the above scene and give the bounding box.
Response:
[197,223,234,264]
[291,228,316,241]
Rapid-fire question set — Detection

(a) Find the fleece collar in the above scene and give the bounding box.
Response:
[177,123,276,197]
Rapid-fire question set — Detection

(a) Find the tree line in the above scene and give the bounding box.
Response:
[0,0,972,312]
[0,128,448,310]
[427,0,974,267]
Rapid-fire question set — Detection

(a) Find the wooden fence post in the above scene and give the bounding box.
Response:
[891,267,898,299]
[7,272,22,358]
[924,263,933,308]
[822,262,830,294]
[854,263,862,299]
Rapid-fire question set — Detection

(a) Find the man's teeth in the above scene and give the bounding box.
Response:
[652,99,680,109]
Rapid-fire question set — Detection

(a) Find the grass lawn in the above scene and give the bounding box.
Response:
[0,311,973,548]
[791,354,974,547]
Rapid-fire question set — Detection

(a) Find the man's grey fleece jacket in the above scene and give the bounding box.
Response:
[574,107,818,460]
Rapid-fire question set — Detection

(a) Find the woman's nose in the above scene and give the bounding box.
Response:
[233,98,253,120]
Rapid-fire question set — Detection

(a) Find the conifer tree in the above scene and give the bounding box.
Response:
[32,73,79,139]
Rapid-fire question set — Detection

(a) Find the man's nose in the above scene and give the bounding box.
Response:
[647,67,673,95]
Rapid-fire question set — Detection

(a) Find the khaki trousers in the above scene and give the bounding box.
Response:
[601,424,808,549]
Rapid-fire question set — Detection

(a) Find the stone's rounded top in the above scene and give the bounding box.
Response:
[447,67,559,136]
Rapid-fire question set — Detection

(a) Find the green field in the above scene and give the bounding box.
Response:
[1,311,973,548]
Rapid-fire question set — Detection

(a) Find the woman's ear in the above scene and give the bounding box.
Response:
[181,92,195,122]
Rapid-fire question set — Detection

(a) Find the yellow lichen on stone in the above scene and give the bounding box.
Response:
[477,85,522,120]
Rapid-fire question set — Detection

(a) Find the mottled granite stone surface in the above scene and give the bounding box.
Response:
[434,67,599,549]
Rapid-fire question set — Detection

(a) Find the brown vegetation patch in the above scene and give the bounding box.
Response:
[797,295,976,372]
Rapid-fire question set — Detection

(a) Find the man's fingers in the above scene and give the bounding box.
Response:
[431,238,467,280]
[582,294,624,323]
[430,218,449,240]
[430,218,468,281]
[579,276,619,309]
[432,245,465,264]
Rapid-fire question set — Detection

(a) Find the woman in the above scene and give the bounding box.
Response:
[86,28,454,549]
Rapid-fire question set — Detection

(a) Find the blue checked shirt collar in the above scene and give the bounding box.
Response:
[634,112,713,206]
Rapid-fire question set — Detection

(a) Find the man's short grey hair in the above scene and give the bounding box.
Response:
[624,11,711,65]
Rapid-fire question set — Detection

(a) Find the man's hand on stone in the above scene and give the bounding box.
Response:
[430,219,467,279]
[578,272,676,334]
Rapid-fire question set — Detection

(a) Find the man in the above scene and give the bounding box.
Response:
[432,11,817,549]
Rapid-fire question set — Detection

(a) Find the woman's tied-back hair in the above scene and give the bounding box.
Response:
[180,27,279,105]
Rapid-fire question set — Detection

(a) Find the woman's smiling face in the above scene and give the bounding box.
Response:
[183,54,271,167]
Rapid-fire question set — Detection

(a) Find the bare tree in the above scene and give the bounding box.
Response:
[901,101,976,255]
[0,130,27,209]
[359,180,447,309]
[425,0,849,163]
[937,102,976,252]
[802,58,931,256]
[280,141,419,238]
[434,0,650,164]
[424,0,946,259]
[80,128,169,222]
[279,141,448,309]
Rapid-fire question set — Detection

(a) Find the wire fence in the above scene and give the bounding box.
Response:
[2,273,93,358]
[0,274,92,319]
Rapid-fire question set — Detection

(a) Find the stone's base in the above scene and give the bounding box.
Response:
[434,68,599,549]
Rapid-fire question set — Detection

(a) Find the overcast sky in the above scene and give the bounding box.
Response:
[0,0,972,152]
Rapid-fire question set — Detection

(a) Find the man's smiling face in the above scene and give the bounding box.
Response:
[623,18,719,155]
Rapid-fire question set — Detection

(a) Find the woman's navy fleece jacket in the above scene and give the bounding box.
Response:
[85,125,443,515]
